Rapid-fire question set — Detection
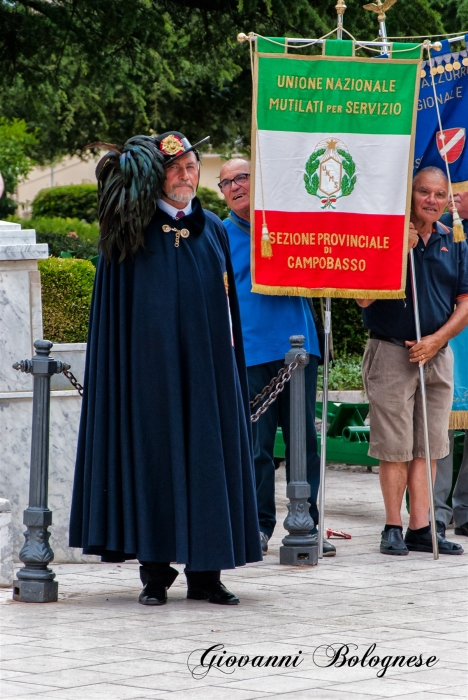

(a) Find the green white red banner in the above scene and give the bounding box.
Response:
[251,50,421,298]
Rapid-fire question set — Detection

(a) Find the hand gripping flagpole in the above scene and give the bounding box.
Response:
[409,249,439,560]
[318,298,332,558]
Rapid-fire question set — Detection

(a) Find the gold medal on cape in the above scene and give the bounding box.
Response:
[162,224,190,247]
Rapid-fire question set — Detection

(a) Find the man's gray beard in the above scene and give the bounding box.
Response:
[166,187,196,204]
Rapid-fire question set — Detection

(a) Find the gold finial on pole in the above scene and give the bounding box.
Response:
[336,0,347,39]
[363,0,397,23]
[363,0,397,55]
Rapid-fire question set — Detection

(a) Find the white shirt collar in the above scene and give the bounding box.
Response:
[157,198,192,219]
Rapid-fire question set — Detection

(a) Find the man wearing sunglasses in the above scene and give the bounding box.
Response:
[220,158,336,557]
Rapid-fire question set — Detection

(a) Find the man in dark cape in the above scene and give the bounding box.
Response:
[69,131,262,605]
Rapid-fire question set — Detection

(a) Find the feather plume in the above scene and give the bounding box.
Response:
[93,135,165,262]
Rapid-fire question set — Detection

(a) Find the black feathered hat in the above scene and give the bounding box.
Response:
[154,131,210,165]
[89,131,209,262]
[89,135,166,262]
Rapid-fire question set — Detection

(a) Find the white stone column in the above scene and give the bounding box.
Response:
[0,499,14,586]
[0,221,91,563]
[0,220,48,392]
[0,222,48,563]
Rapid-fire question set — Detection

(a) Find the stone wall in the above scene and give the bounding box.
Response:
[0,221,93,563]
[0,499,14,586]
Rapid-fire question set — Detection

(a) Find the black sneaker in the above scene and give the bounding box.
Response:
[405,527,464,555]
[380,527,408,556]
[310,534,336,557]
[454,522,468,537]
[138,583,167,605]
[260,532,269,553]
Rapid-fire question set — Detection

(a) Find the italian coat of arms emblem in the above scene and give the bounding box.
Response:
[304,138,357,209]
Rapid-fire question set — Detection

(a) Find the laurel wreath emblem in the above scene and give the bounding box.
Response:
[304,147,357,209]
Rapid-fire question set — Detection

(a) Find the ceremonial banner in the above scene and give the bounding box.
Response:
[252,50,421,297]
[449,325,468,429]
[414,38,468,192]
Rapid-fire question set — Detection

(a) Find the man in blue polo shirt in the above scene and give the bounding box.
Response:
[220,157,336,556]
[357,166,468,556]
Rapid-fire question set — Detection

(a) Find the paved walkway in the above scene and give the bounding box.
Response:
[1,467,467,700]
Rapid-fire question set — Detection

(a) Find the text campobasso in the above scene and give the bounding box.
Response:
[252,51,420,298]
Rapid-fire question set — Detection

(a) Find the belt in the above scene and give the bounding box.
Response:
[370,331,448,350]
[369,332,407,347]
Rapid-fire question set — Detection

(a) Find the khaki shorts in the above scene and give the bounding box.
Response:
[362,339,453,462]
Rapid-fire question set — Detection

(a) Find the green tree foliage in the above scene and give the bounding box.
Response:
[0,117,37,216]
[32,185,98,222]
[8,215,99,241]
[436,0,468,32]
[317,355,364,391]
[313,298,369,357]
[197,185,230,220]
[36,232,97,259]
[328,299,369,356]
[38,257,95,342]
[0,1,450,162]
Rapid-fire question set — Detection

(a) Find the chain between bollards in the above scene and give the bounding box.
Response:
[250,355,300,422]
[12,340,71,603]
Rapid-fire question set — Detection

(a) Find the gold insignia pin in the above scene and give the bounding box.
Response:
[162,224,190,247]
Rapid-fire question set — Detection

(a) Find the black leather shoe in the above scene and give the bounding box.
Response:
[380,527,408,555]
[454,522,468,537]
[405,527,464,555]
[187,581,239,605]
[310,534,336,557]
[138,583,167,606]
[436,520,446,538]
[260,532,269,553]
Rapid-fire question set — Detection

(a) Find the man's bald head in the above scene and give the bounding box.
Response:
[413,166,448,190]
[220,158,250,181]
[219,158,251,222]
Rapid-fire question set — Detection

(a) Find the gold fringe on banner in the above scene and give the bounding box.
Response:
[251,283,406,300]
[451,209,466,242]
[449,411,468,430]
[452,180,468,194]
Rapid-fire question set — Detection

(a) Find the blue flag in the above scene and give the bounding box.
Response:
[414,38,468,192]
[450,326,468,430]
[450,325,468,410]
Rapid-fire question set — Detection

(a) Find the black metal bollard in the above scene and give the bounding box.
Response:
[12,340,70,603]
[280,335,318,566]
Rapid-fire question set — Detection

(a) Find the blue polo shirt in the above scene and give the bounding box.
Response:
[363,221,468,339]
[224,212,320,366]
